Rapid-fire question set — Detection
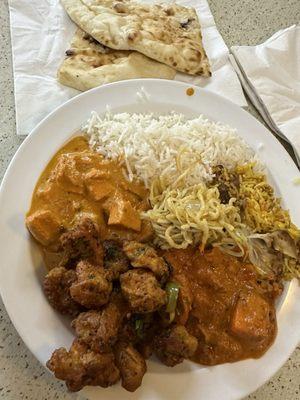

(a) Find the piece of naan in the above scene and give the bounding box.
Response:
[61,0,211,76]
[58,29,176,91]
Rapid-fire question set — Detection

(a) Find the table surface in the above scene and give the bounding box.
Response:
[0,0,300,399]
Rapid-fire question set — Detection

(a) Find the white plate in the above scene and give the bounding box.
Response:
[0,79,299,400]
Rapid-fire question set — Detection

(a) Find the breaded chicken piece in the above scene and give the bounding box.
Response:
[123,241,170,283]
[153,325,198,367]
[120,269,166,313]
[72,302,122,352]
[115,342,147,392]
[103,240,130,280]
[60,218,103,268]
[70,260,112,309]
[47,339,120,392]
[43,267,81,316]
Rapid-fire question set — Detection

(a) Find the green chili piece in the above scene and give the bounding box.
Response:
[166,282,180,314]
[135,319,144,339]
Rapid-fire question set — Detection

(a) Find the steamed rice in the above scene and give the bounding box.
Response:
[84,112,261,188]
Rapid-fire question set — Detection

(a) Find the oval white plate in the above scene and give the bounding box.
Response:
[0,79,299,400]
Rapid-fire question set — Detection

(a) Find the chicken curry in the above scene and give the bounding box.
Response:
[25,136,281,392]
[164,247,280,365]
[27,136,152,268]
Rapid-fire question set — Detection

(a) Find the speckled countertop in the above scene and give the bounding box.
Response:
[0,0,299,399]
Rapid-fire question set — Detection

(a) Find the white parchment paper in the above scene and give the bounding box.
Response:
[8,0,247,136]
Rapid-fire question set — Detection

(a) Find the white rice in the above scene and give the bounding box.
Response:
[83,112,261,188]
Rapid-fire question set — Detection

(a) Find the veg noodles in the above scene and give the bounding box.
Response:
[142,179,247,255]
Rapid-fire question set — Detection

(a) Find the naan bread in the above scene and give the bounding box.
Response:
[61,0,211,76]
[58,29,176,91]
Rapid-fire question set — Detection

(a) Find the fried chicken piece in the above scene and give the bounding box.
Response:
[153,325,198,367]
[118,319,138,344]
[72,311,103,352]
[89,303,121,350]
[60,218,103,268]
[103,240,130,280]
[133,313,158,359]
[72,302,123,352]
[43,267,81,316]
[118,311,157,348]
[123,241,170,283]
[47,339,120,392]
[115,342,147,392]
[136,342,153,359]
[120,269,166,313]
[70,261,112,309]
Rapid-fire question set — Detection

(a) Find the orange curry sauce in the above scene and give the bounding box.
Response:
[163,247,279,365]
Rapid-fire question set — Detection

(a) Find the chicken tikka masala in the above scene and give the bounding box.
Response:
[26,136,282,392]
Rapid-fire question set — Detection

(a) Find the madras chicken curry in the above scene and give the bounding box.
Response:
[26,136,281,392]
